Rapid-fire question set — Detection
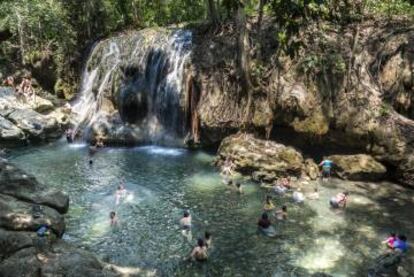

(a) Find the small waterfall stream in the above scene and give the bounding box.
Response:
[71,30,192,144]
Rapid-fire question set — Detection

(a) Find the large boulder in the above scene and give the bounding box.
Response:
[0,229,33,261]
[0,115,25,145]
[0,159,69,213]
[7,108,61,140]
[0,194,65,236]
[326,154,387,181]
[216,133,308,182]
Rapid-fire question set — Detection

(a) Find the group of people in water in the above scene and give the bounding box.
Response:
[2,74,36,103]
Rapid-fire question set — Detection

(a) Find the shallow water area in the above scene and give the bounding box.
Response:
[9,142,414,276]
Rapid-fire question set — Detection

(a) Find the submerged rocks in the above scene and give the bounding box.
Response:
[327,154,387,181]
[217,133,313,182]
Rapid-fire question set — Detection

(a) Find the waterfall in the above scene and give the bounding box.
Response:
[71,29,192,145]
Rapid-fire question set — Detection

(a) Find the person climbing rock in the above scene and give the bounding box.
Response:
[190,238,208,261]
[329,191,349,209]
[319,159,334,180]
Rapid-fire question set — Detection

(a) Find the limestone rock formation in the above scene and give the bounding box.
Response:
[326,154,387,181]
[216,133,314,182]
[0,87,64,145]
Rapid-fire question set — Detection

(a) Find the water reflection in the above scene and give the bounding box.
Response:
[8,142,414,276]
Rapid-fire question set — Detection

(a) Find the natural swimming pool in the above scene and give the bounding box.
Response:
[9,141,414,276]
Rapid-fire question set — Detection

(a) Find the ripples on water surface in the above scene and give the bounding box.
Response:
[9,142,414,276]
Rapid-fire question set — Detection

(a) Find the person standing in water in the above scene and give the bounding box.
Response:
[115,184,127,205]
[329,191,349,209]
[110,211,118,226]
[263,195,275,211]
[319,159,334,180]
[275,205,288,220]
[258,212,272,230]
[190,238,208,261]
[180,211,192,230]
[235,182,243,194]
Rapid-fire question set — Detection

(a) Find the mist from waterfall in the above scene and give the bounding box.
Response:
[71,29,192,145]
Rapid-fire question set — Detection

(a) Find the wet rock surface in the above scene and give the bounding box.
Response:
[0,159,150,277]
[0,86,65,145]
[216,133,315,182]
[326,154,387,181]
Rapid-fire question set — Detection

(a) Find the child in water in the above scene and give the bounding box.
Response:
[263,195,275,211]
[382,232,397,249]
[110,211,118,226]
[275,205,288,220]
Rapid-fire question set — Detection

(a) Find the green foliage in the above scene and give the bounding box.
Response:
[365,0,414,17]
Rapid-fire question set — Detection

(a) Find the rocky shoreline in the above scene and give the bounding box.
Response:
[0,158,154,277]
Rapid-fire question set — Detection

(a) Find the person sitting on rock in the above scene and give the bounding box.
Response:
[275,205,288,220]
[392,235,408,253]
[110,211,118,226]
[263,195,275,211]
[190,238,208,261]
[319,159,334,180]
[2,75,15,88]
[383,232,397,249]
[329,191,349,209]
[18,75,35,102]
[293,188,305,203]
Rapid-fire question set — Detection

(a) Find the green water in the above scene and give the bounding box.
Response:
[9,141,414,276]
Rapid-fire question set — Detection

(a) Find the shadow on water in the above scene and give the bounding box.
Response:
[7,143,414,277]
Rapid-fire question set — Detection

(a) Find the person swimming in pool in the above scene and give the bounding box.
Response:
[110,211,118,226]
[275,205,288,220]
[329,191,349,209]
[263,195,275,211]
[190,238,208,261]
[115,184,127,205]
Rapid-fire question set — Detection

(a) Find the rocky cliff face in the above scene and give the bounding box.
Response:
[72,19,413,187]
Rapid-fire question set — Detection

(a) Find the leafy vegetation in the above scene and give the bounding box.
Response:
[0,0,413,97]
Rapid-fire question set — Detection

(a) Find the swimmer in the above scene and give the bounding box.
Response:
[382,232,397,249]
[392,235,408,252]
[115,184,126,205]
[292,189,305,203]
[275,205,288,220]
[307,187,320,200]
[235,182,243,194]
[329,191,349,209]
[263,195,275,211]
[110,211,118,226]
[190,238,208,261]
[205,231,212,248]
[258,212,271,230]
[180,211,192,230]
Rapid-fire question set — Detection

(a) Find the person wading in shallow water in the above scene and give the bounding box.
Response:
[190,238,208,261]
[329,191,349,209]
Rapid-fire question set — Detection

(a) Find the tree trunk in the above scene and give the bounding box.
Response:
[235,2,253,124]
[206,0,219,25]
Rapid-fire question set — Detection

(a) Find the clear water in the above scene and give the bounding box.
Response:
[8,141,414,276]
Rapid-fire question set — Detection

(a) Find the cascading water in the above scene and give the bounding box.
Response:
[71,29,192,145]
